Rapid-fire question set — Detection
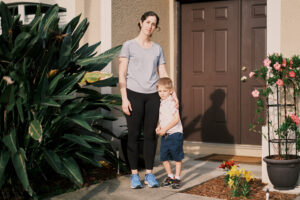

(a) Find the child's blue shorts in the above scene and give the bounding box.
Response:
[160,132,184,162]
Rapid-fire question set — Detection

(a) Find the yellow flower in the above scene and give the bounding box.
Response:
[241,168,246,176]
[244,170,253,182]
[227,165,238,177]
[231,165,237,172]
[236,169,242,177]
[48,69,59,78]
[228,178,234,188]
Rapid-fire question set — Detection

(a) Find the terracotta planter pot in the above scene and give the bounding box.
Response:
[263,155,300,190]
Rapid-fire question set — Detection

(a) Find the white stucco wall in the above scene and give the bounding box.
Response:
[281,0,300,57]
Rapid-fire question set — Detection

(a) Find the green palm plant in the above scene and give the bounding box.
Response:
[0,2,121,198]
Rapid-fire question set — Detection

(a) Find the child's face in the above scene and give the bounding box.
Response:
[158,86,172,100]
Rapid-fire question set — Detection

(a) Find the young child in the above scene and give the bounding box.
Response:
[156,77,184,189]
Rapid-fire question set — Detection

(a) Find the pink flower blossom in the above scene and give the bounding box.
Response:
[276,79,284,86]
[251,89,260,98]
[249,72,255,78]
[290,114,300,125]
[289,71,295,78]
[287,112,294,117]
[263,58,271,67]
[282,59,287,67]
[273,62,281,71]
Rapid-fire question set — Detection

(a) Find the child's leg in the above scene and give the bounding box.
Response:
[163,161,173,175]
[161,160,174,187]
[175,160,182,178]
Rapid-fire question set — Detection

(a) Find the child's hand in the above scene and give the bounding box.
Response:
[171,91,179,109]
[158,128,167,136]
[155,127,161,134]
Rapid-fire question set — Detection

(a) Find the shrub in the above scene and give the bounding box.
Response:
[0,2,121,198]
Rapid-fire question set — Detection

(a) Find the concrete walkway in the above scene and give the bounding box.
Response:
[46,154,263,200]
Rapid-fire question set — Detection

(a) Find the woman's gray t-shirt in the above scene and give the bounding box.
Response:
[119,39,166,94]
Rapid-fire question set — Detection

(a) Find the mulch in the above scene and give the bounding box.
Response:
[183,175,297,200]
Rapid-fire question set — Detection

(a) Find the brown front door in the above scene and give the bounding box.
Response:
[240,0,266,145]
[181,0,266,145]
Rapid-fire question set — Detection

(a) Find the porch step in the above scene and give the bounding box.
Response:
[183,141,261,157]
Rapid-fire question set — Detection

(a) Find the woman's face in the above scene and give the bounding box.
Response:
[140,16,157,36]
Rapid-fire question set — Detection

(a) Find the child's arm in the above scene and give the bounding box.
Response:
[157,112,180,136]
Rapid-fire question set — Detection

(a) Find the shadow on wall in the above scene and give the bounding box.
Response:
[183,89,234,144]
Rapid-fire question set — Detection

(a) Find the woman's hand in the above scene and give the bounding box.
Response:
[122,98,132,116]
[171,91,179,109]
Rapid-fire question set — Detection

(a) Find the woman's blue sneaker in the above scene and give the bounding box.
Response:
[131,174,143,189]
[144,173,159,188]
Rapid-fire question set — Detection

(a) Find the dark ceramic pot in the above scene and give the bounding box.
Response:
[263,155,300,190]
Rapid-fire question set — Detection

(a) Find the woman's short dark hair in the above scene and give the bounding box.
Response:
[138,11,160,30]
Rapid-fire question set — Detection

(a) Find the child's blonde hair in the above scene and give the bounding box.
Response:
[157,77,173,89]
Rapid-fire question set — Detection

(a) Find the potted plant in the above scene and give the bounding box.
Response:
[246,53,300,190]
[0,2,122,198]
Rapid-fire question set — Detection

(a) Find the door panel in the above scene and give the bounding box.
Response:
[241,0,266,145]
[181,0,240,143]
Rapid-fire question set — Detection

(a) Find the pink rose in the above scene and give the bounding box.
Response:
[273,62,281,71]
[251,89,260,98]
[290,114,300,125]
[276,79,284,86]
[289,71,295,78]
[282,59,287,67]
[263,58,271,67]
[249,72,255,78]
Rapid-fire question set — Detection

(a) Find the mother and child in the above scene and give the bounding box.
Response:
[118,11,184,189]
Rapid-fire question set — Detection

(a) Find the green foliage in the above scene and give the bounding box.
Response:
[0,2,122,198]
[246,53,300,158]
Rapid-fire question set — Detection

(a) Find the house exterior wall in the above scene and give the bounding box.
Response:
[75,0,101,54]
[281,0,300,57]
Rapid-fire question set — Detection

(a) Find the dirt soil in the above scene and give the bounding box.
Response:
[183,175,297,200]
[0,163,124,200]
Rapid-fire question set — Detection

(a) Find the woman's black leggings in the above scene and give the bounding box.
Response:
[126,89,160,170]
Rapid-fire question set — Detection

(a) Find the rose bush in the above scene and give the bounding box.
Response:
[247,53,300,159]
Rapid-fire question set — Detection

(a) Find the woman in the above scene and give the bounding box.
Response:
[119,11,175,189]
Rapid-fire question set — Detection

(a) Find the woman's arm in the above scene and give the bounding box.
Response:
[119,57,132,115]
[158,64,168,78]
[158,64,179,108]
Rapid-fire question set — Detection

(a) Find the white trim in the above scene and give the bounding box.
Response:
[169,0,175,81]
[267,0,281,54]
[263,0,281,184]
[100,0,112,93]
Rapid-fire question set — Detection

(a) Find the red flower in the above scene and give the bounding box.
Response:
[276,79,284,86]
[289,71,295,78]
[218,160,238,170]
[282,59,287,67]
